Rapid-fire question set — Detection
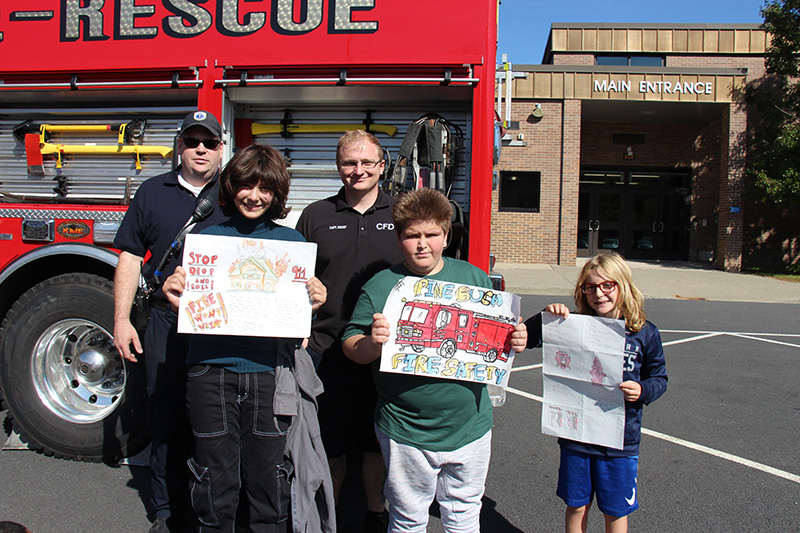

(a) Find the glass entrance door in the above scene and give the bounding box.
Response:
[578,170,690,260]
[627,187,658,260]
[577,172,624,258]
[656,173,691,260]
[626,172,691,260]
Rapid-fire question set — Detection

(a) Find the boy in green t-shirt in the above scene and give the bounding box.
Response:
[343,188,527,532]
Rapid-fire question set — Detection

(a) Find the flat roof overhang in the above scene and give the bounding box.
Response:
[581,99,727,124]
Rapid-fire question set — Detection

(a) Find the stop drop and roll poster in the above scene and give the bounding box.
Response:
[176,233,317,338]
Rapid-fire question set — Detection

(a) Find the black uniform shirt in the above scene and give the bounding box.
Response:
[114,168,228,303]
[296,187,403,356]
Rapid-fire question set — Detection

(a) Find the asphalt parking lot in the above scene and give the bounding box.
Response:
[2,294,799,532]
[478,296,800,533]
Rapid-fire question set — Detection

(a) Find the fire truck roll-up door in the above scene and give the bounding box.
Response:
[226,86,472,229]
[0,107,192,203]
[0,100,471,211]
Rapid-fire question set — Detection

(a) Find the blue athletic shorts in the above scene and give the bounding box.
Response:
[556,447,639,518]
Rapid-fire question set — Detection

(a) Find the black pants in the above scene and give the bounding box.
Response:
[311,346,381,458]
[144,307,191,520]
[186,364,291,533]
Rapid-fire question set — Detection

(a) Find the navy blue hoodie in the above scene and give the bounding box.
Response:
[525,313,668,457]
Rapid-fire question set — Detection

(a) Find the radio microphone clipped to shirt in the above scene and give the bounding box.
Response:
[151,198,215,289]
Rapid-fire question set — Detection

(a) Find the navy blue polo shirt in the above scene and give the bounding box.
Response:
[114,168,228,303]
[296,187,403,355]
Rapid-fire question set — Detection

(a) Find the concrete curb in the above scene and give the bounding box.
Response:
[496,261,800,303]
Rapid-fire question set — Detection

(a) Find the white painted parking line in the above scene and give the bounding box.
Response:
[512,364,542,372]
[506,386,542,402]
[506,361,800,485]
[641,428,800,485]
[658,330,800,349]
[661,329,800,337]
[729,333,800,349]
[662,332,723,346]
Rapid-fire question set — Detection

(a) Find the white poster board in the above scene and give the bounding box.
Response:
[177,233,317,338]
[379,276,521,387]
[541,312,627,449]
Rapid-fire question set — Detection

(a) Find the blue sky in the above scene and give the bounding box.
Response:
[498,0,767,65]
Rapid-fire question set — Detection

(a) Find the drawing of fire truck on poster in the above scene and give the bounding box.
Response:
[396,300,515,363]
[380,276,521,388]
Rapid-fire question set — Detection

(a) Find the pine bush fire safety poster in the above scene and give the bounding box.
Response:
[541,312,627,449]
[380,276,521,388]
[176,233,317,338]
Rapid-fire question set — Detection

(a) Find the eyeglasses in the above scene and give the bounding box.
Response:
[580,281,617,294]
[339,159,382,170]
[182,137,221,150]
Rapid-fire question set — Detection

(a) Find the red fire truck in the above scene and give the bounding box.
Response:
[0,0,500,462]
[396,300,515,363]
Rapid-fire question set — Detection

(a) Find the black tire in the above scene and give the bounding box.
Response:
[437,339,457,358]
[0,273,148,463]
[484,349,498,363]
[411,344,425,353]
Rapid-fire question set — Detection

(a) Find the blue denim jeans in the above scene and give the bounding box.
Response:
[186,364,291,532]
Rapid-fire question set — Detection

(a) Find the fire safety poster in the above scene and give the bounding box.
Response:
[541,312,627,450]
[379,276,521,388]
[176,233,317,338]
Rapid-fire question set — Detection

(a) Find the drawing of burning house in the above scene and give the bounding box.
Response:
[229,257,279,292]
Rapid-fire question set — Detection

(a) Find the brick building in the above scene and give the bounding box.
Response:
[493,23,798,272]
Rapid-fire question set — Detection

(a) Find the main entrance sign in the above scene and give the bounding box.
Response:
[594,79,714,95]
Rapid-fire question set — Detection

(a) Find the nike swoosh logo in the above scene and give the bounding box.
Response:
[625,487,636,506]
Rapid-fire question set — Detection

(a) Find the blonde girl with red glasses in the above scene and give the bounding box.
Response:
[525,252,668,533]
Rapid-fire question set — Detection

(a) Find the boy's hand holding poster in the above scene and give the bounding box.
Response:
[541,312,626,449]
[380,276,521,388]
[176,233,317,338]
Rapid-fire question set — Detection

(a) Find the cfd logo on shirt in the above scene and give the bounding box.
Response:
[376,223,394,231]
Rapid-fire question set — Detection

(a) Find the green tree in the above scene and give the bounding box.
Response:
[746,0,800,205]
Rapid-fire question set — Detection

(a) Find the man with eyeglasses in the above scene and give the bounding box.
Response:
[297,130,403,533]
[113,110,227,533]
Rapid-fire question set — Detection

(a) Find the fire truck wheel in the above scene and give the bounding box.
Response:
[411,344,425,353]
[484,349,499,363]
[0,273,148,463]
[437,339,457,358]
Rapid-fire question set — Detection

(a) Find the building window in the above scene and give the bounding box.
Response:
[595,55,628,66]
[596,55,664,67]
[499,171,540,212]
